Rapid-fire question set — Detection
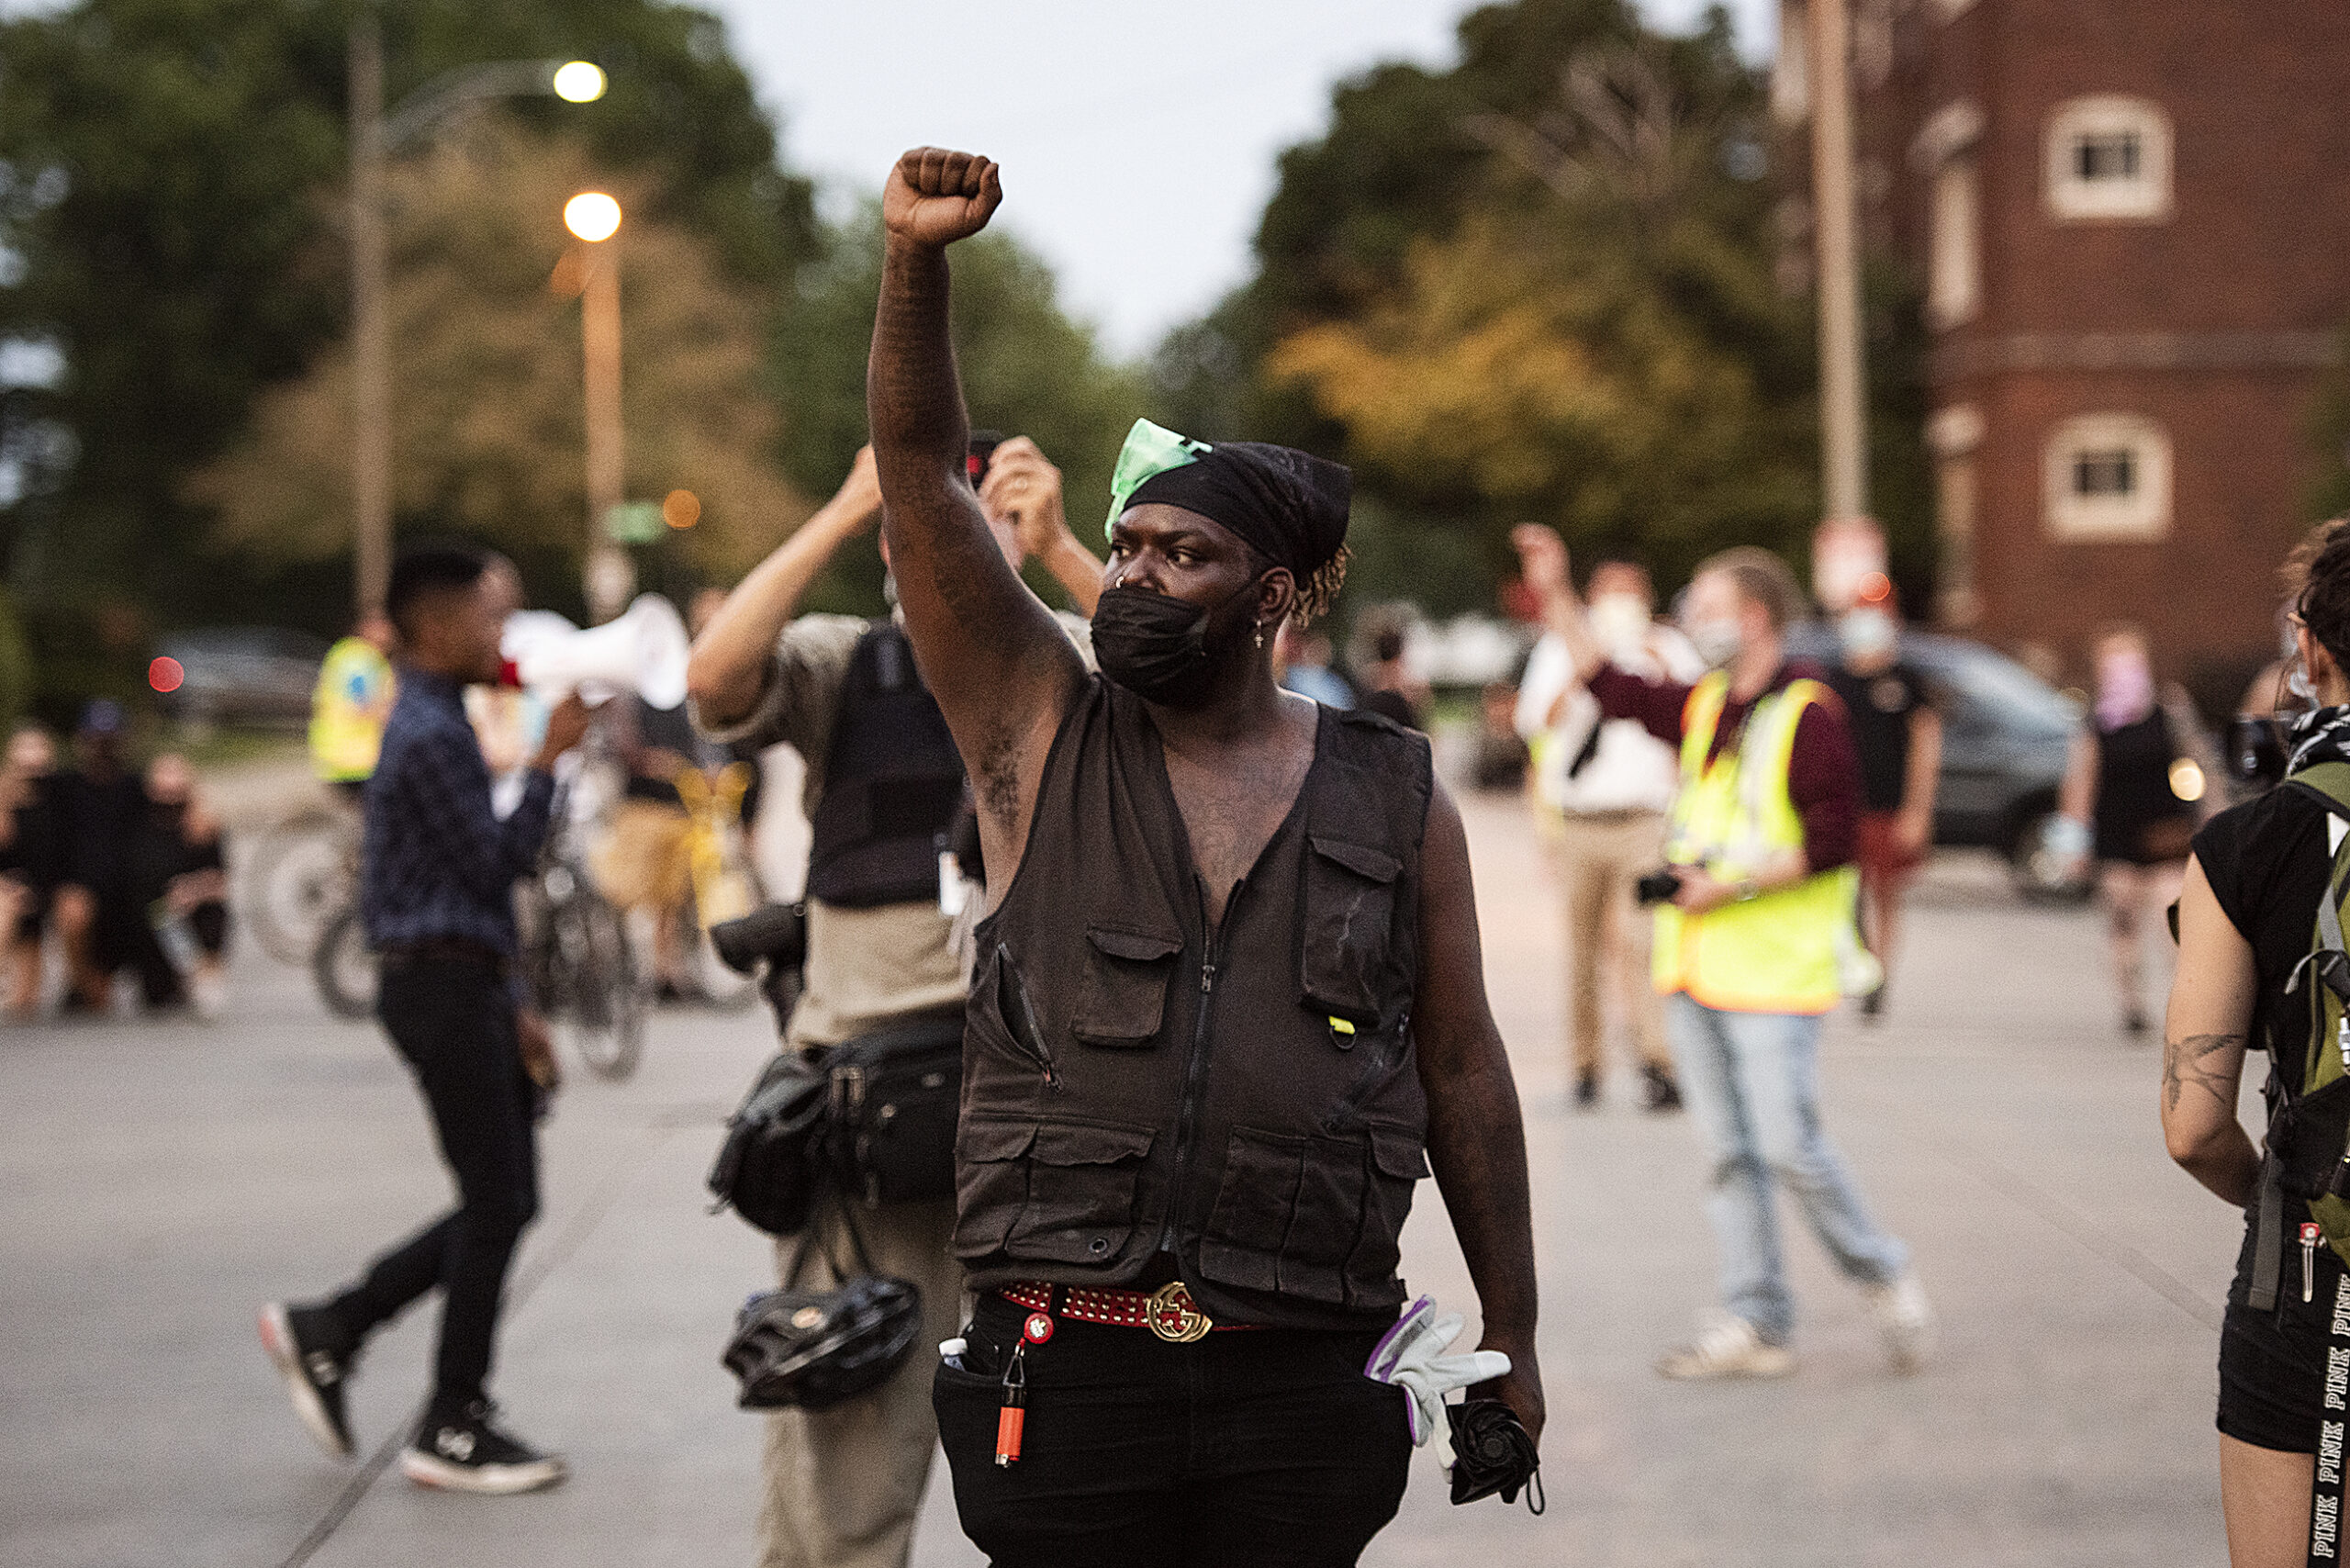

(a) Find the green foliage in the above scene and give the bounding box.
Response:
[771,207,1145,617]
[0,0,812,709]
[193,127,803,599]
[1157,0,1934,615]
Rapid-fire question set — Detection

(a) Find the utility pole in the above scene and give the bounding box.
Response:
[343,50,606,622]
[348,11,390,622]
[580,242,631,622]
[1808,0,1869,522]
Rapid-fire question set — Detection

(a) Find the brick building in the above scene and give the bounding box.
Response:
[1779,0,2350,694]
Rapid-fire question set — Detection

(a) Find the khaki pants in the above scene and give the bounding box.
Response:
[1554,810,1673,1080]
[759,1197,964,1568]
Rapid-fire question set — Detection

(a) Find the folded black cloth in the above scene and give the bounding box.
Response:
[1447,1398,1544,1512]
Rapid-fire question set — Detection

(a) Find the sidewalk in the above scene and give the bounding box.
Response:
[0,790,2234,1566]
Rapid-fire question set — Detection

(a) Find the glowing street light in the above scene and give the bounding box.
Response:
[552,61,607,103]
[564,191,622,244]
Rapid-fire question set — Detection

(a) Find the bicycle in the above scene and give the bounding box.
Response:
[517,770,649,1080]
[312,770,651,1081]
[249,798,361,966]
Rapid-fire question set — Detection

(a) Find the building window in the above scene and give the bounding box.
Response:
[2045,97,2172,222]
[2044,414,2171,542]
[2072,448,2135,498]
[1928,160,1981,327]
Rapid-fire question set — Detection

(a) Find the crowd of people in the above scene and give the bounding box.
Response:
[200,140,2330,1568]
[0,701,230,1020]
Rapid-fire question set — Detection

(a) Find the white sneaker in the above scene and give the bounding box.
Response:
[1655,1312,1796,1381]
[1864,1271,1937,1372]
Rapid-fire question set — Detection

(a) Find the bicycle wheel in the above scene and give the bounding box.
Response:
[249,810,353,966]
[310,905,378,1020]
[554,890,645,1080]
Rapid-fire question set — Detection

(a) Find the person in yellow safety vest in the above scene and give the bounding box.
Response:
[1514,528,1935,1382]
[310,615,397,795]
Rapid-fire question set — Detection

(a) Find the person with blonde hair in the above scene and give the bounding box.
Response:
[1531,532,1931,1380]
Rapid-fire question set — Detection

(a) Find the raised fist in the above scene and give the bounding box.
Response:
[979,437,1067,560]
[883,147,1002,249]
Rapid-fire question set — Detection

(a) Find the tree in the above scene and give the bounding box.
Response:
[1157,0,1935,617]
[191,126,806,607]
[0,0,813,661]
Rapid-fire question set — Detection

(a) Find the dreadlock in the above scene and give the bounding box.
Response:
[1291,546,1350,628]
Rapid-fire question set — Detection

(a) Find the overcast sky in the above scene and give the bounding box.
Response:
[711,0,1776,356]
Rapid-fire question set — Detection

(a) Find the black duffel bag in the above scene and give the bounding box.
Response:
[826,1010,966,1207]
[708,1049,830,1237]
[709,1010,966,1235]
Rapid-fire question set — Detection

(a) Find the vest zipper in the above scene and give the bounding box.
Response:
[1158,916,1225,1256]
[993,943,1061,1092]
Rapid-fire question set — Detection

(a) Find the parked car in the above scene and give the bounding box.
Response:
[153,627,329,728]
[1787,624,2088,902]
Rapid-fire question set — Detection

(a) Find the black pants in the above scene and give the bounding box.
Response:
[81,884,182,1007]
[934,1294,1412,1568]
[328,958,537,1412]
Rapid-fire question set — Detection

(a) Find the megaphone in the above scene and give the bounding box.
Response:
[503,593,691,709]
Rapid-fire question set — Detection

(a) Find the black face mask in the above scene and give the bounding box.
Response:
[1091,583,1258,709]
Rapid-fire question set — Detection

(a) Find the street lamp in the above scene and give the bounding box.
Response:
[346,16,608,620]
[564,193,632,622]
[552,62,608,105]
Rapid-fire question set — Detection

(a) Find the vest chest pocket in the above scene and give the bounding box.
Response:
[950,1114,1157,1265]
[1301,835,1402,1022]
[1072,924,1182,1047]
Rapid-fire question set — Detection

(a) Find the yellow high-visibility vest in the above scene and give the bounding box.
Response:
[309,636,394,784]
[1652,672,1862,1015]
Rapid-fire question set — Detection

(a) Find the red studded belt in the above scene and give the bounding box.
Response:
[1000,1281,1257,1343]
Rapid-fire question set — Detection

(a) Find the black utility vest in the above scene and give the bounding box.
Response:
[805,623,967,908]
[954,678,1434,1332]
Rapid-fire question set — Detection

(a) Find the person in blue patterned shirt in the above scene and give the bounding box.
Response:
[260,543,588,1496]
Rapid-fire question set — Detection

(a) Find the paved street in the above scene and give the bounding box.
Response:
[1,784,2243,1567]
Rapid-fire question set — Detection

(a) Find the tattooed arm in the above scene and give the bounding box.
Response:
[867,149,1085,886]
[2163,855,2260,1206]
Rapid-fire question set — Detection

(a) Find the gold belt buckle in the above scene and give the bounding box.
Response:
[1144,1281,1214,1343]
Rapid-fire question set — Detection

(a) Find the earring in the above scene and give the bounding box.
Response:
[1254,622,1266,650]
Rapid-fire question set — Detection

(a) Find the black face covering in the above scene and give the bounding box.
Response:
[1091,583,1257,710]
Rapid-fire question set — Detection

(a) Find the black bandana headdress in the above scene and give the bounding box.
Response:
[1103,419,1350,583]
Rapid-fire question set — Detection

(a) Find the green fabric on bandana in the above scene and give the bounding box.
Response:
[1104,419,1213,538]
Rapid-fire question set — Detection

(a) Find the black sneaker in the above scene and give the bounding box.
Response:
[1640,1063,1684,1114]
[1572,1071,1601,1109]
[400,1402,566,1495]
[259,1302,354,1460]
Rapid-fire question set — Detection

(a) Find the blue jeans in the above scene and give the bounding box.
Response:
[1667,993,1908,1344]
